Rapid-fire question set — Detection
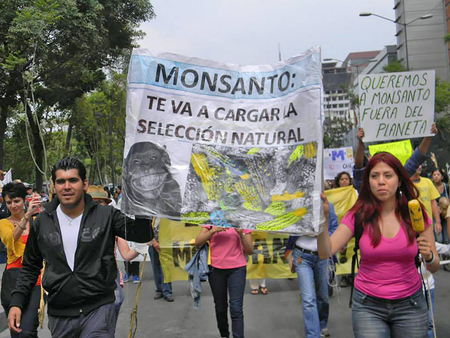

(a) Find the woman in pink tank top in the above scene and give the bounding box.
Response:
[196,226,253,338]
[318,152,440,337]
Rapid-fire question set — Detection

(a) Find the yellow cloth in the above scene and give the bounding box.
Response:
[324,186,359,275]
[324,186,358,223]
[0,219,25,264]
[413,177,440,220]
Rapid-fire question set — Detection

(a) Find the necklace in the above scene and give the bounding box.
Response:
[60,209,83,226]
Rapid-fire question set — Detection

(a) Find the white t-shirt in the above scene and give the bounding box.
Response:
[295,236,318,252]
[56,205,83,271]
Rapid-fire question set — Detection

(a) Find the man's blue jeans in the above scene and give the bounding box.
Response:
[208,266,246,338]
[148,245,172,297]
[293,248,329,338]
[352,288,428,338]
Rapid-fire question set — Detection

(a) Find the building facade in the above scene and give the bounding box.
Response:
[394,0,449,80]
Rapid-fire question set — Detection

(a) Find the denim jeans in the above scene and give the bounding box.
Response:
[208,266,246,338]
[148,245,173,297]
[293,248,329,338]
[352,288,428,338]
[113,270,124,333]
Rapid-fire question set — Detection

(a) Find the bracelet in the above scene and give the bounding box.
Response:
[425,251,435,265]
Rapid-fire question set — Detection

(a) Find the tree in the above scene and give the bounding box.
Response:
[71,72,127,186]
[382,60,407,73]
[323,116,354,148]
[0,0,155,190]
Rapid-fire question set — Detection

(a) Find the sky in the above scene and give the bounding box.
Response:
[138,0,398,66]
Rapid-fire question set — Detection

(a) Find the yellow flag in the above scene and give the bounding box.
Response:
[324,186,358,223]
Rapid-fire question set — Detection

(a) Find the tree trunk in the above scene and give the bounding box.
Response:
[0,102,9,169]
[25,103,44,193]
[64,111,74,157]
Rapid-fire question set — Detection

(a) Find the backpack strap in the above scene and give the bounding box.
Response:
[349,212,362,308]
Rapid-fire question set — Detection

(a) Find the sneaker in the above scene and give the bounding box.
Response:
[133,275,140,284]
[154,293,164,300]
[123,273,130,283]
[164,295,174,302]
[321,328,331,337]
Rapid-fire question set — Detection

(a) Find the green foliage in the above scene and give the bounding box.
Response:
[382,60,407,73]
[0,0,155,187]
[445,33,450,44]
[71,72,127,185]
[323,117,354,148]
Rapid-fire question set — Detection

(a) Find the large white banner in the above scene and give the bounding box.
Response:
[358,70,435,143]
[323,147,354,180]
[122,47,324,234]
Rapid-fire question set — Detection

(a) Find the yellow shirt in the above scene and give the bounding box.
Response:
[413,177,440,220]
[0,219,26,264]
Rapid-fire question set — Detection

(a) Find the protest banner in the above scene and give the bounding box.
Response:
[323,147,354,180]
[122,48,324,234]
[368,139,413,165]
[158,220,295,283]
[358,70,435,143]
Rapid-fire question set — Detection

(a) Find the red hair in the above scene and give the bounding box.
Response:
[350,152,426,247]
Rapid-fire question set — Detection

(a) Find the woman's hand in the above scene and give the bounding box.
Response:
[417,235,433,261]
[210,227,227,235]
[357,128,365,142]
[320,192,330,218]
[26,194,41,218]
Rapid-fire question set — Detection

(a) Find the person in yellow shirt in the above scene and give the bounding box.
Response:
[411,165,441,236]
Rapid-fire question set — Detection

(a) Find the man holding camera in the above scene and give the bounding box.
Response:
[8,158,152,337]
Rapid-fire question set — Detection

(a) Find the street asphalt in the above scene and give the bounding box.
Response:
[1,263,449,338]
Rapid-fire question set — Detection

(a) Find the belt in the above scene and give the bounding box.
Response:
[294,245,318,256]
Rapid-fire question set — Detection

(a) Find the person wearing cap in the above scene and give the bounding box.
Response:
[87,185,147,334]
[8,158,152,337]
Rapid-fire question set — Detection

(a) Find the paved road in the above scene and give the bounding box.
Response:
[1,264,449,337]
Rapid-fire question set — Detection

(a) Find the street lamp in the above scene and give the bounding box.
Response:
[359,12,433,71]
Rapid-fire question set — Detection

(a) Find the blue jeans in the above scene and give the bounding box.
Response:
[293,248,329,338]
[425,288,435,338]
[208,266,246,338]
[352,288,428,338]
[113,270,124,333]
[148,245,172,297]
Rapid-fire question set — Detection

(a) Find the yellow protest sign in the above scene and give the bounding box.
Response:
[368,139,413,165]
[158,220,295,282]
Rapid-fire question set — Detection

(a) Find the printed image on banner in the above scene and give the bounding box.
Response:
[122,47,324,233]
[358,70,435,143]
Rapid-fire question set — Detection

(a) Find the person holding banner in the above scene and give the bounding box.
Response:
[318,152,440,338]
[353,124,439,192]
[7,158,153,337]
[195,226,253,338]
[286,202,338,338]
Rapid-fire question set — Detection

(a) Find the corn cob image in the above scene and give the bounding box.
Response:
[256,208,308,231]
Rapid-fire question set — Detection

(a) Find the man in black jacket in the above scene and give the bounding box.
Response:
[8,158,153,337]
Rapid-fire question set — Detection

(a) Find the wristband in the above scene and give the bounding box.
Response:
[425,251,435,265]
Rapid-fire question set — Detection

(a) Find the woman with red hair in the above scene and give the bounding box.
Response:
[318,152,439,337]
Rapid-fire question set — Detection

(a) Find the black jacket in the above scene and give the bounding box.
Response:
[10,194,152,316]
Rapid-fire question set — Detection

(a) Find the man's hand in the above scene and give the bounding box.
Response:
[435,222,442,235]
[8,307,22,333]
[152,239,161,252]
